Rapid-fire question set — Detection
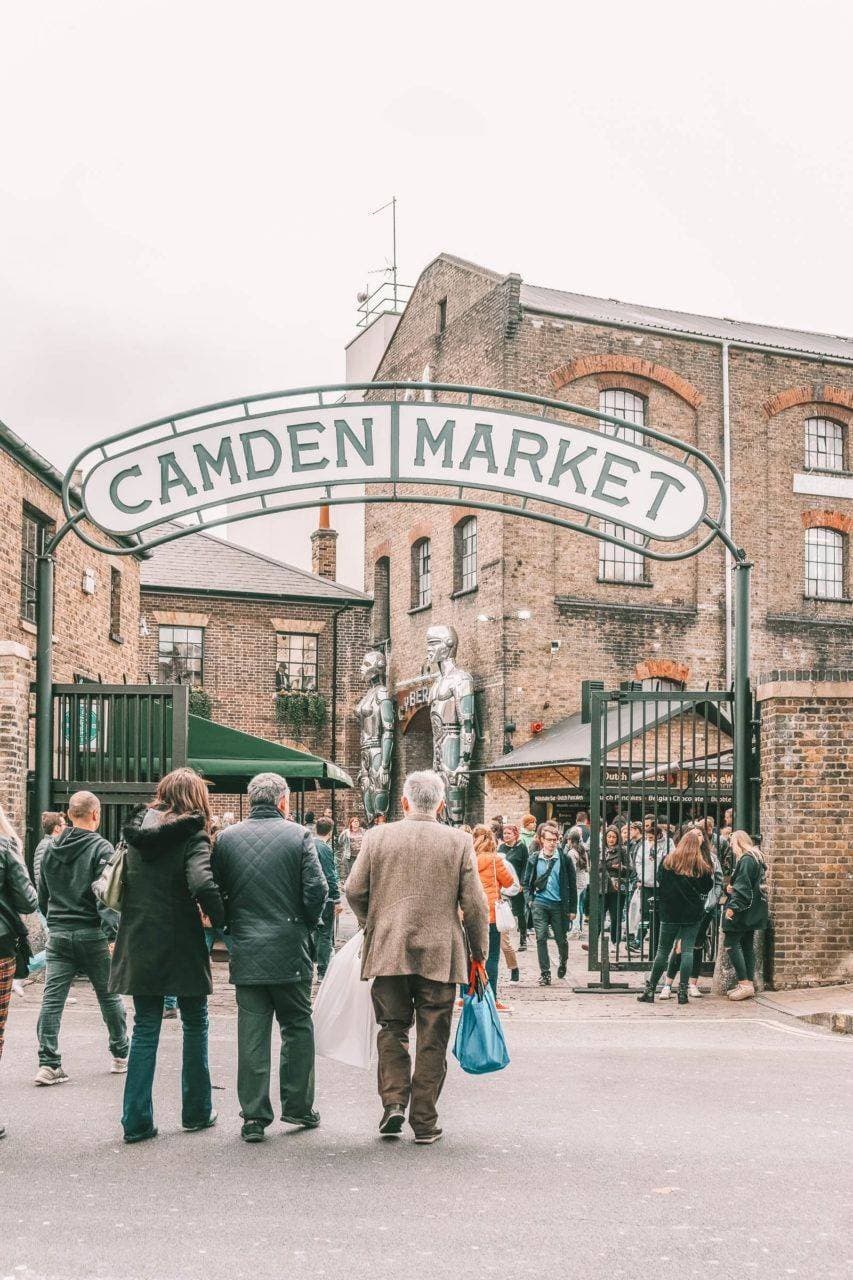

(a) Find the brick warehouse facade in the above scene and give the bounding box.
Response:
[361,253,853,823]
[0,420,142,836]
[138,517,372,824]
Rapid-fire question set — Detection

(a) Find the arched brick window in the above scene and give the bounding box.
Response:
[597,391,647,584]
[805,526,844,600]
[599,388,645,445]
[453,516,477,593]
[411,538,431,609]
[373,556,390,642]
[804,417,845,472]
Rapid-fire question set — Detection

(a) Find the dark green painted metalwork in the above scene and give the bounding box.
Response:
[583,685,737,987]
[33,381,754,863]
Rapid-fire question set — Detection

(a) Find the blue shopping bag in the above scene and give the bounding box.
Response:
[452,964,510,1075]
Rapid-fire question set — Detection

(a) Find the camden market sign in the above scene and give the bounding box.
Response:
[65,382,721,559]
[37,380,750,848]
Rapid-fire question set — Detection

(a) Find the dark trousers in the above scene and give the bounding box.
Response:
[666,909,715,982]
[649,921,701,991]
[315,906,335,978]
[236,981,315,1126]
[725,929,756,982]
[371,974,455,1135]
[122,995,211,1138]
[37,929,128,1067]
[532,900,568,976]
[510,892,527,944]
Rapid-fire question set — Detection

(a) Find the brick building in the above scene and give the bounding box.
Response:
[138,512,371,821]
[0,419,142,835]
[357,253,853,821]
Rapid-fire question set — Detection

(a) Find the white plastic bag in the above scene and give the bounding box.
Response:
[494,897,516,933]
[313,929,378,1070]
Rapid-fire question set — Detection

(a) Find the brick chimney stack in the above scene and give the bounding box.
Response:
[311,505,338,580]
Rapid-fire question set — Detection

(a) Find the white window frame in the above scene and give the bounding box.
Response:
[457,517,477,592]
[158,625,204,686]
[804,417,844,473]
[599,388,645,446]
[804,526,844,600]
[412,538,431,609]
[599,522,646,583]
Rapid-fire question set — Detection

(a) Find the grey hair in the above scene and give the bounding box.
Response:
[247,772,290,807]
[402,769,445,815]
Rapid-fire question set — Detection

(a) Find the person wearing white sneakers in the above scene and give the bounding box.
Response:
[637,830,713,1006]
[35,791,128,1086]
[722,831,769,1002]
[659,831,724,1000]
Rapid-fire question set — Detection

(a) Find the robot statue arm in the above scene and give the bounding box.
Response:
[379,695,395,779]
[458,682,476,770]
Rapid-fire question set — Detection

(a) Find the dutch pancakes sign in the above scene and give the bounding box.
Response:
[68,383,714,554]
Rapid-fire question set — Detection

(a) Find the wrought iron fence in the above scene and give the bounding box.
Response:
[585,686,736,987]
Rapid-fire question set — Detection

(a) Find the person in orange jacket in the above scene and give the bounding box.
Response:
[470,824,517,1006]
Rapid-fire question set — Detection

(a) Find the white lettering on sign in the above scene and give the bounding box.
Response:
[78,400,707,544]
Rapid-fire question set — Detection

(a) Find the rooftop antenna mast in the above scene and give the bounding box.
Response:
[369,196,398,309]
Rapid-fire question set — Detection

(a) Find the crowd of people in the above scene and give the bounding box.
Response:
[0,773,768,1144]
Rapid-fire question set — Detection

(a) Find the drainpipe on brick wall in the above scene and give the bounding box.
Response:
[721,340,733,687]
[329,605,348,828]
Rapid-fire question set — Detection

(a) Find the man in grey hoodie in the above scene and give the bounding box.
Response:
[35,791,128,1086]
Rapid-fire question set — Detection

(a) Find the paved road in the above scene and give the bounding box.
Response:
[1,966,851,1280]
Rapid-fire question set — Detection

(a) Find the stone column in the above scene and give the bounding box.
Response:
[757,669,853,989]
[0,640,33,837]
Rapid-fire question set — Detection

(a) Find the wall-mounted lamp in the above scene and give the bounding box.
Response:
[139,615,150,639]
[81,568,96,595]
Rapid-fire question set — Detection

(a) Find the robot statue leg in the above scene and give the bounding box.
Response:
[440,736,466,826]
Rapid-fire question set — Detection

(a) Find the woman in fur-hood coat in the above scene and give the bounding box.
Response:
[109,779,224,1000]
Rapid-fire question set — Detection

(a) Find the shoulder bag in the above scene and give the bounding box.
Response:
[0,892,33,980]
[93,841,127,912]
[491,853,516,933]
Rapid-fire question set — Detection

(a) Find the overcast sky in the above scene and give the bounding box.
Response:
[2,1,850,588]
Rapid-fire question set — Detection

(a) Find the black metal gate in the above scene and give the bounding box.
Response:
[584,685,738,988]
[30,683,188,849]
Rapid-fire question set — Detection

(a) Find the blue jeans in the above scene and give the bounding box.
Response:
[204,926,232,955]
[122,995,212,1138]
[37,929,128,1067]
[577,887,588,932]
[28,912,48,975]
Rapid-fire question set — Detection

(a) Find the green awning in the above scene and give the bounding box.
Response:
[187,714,353,791]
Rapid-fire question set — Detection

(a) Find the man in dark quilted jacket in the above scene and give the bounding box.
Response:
[212,772,327,1143]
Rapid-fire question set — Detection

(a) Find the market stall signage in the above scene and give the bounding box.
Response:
[72,392,709,548]
[395,676,437,732]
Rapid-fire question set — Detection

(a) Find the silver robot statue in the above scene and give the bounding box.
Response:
[426,624,476,826]
[355,648,395,823]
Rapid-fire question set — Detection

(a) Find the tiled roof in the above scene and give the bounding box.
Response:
[141,524,370,604]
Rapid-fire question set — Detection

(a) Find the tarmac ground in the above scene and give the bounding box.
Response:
[1,919,851,1280]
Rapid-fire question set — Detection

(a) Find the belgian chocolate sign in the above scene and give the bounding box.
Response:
[70,388,710,550]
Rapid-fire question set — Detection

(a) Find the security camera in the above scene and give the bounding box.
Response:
[550,640,561,654]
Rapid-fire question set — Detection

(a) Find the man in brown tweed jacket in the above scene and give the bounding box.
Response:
[346,770,488,1145]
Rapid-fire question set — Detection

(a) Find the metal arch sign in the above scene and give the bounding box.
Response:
[63,382,726,560]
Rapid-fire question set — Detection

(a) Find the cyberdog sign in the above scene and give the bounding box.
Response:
[72,389,709,547]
